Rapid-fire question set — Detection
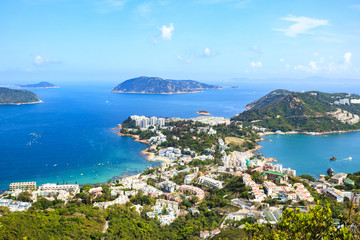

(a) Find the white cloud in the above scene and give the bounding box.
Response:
[309,61,319,71]
[204,47,211,57]
[136,3,151,17]
[274,15,328,37]
[344,52,352,65]
[350,4,360,10]
[285,64,291,68]
[160,23,174,40]
[34,56,61,66]
[96,0,127,13]
[176,56,191,64]
[251,61,262,68]
[279,58,285,62]
[294,52,352,73]
[249,46,262,54]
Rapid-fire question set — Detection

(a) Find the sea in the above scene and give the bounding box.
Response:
[0,81,360,190]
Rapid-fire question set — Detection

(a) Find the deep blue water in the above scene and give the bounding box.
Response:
[1,81,360,190]
[259,132,360,177]
[0,84,266,190]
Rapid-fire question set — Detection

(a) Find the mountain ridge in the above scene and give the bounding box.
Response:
[0,87,41,105]
[112,76,222,94]
[232,89,360,132]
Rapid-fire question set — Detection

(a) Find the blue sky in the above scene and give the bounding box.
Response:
[0,0,360,84]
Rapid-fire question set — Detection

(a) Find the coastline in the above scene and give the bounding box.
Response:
[0,100,43,106]
[111,91,203,94]
[259,129,360,136]
[112,126,170,167]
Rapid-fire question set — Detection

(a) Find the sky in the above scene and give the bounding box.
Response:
[0,0,360,84]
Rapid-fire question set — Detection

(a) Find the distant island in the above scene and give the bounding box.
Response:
[112,76,222,94]
[16,81,58,88]
[196,110,210,115]
[232,89,360,133]
[0,87,41,105]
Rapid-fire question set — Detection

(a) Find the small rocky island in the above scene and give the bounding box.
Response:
[196,110,210,115]
[0,87,41,105]
[112,76,222,94]
[16,81,58,88]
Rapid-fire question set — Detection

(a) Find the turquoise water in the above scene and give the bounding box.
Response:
[0,84,266,190]
[259,132,360,177]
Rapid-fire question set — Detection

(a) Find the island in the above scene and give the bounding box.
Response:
[232,89,360,133]
[0,87,41,105]
[16,81,58,88]
[196,110,210,115]
[112,76,222,94]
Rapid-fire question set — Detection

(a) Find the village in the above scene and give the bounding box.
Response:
[1,115,359,239]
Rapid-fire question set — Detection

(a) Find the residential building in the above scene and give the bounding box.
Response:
[9,182,36,191]
[198,176,223,189]
[329,173,348,185]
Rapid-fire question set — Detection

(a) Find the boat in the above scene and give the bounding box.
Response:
[80,173,83,176]
[98,163,101,166]
[53,164,57,167]
[349,157,352,160]
[330,156,337,160]
[327,168,335,176]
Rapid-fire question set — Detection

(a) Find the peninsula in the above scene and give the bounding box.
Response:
[0,87,41,105]
[232,89,360,133]
[16,81,58,88]
[112,76,222,94]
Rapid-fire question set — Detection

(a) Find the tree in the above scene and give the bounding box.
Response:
[245,204,353,239]
[17,191,32,202]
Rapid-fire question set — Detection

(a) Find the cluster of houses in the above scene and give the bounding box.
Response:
[0,198,32,212]
[146,199,180,226]
[333,98,360,105]
[328,108,360,125]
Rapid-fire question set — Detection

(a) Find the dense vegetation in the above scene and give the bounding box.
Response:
[0,87,40,105]
[112,76,221,94]
[232,89,360,132]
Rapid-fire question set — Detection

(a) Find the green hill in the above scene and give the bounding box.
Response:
[112,76,222,94]
[232,89,360,132]
[0,87,41,105]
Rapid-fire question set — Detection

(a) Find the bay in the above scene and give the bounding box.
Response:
[259,132,360,177]
[0,83,265,190]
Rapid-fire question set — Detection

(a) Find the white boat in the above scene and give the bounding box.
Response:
[349,157,352,160]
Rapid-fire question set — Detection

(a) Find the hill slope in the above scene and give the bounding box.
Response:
[0,87,41,105]
[112,76,222,94]
[232,90,360,132]
[17,81,58,88]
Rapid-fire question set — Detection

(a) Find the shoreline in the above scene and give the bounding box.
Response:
[0,100,43,106]
[259,129,360,137]
[112,127,170,167]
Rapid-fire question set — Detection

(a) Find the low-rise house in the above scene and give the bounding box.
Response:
[157,181,178,193]
[324,188,344,202]
[329,173,347,185]
[198,176,223,189]
[39,183,80,194]
[261,171,288,184]
[200,231,210,239]
[178,185,205,200]
[184,173,197,185]
[93,194,129,209]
